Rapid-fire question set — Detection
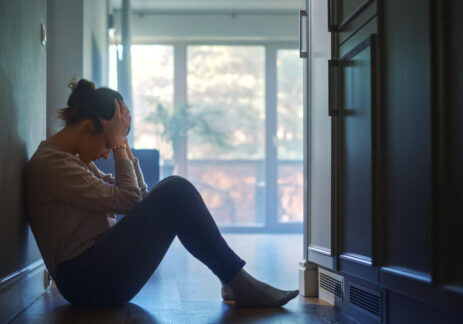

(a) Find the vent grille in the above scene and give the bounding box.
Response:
[320,272,342,299]
[349,285,382,320]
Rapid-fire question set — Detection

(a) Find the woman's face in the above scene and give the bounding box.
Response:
[78,127,111,164]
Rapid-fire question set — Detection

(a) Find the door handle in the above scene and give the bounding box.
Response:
[299,10,308,58]
[328,59,340,116]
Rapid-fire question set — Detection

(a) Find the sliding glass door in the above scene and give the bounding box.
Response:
[276,49,304,224]
[187,45,265,227]
[109,43,303,232]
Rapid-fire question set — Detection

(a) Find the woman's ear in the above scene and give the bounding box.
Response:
[79,119,98,135]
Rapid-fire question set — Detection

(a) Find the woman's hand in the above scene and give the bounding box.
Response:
[100,99,132,147]
[123,138,136,164]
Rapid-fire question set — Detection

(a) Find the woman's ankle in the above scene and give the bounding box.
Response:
[226,269,249,289]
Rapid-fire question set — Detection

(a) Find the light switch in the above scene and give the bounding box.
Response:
[41,23,46,47]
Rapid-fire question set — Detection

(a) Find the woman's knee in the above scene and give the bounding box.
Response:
[163,175,187,183]
[150,175,194,197]
[161,175,193,190]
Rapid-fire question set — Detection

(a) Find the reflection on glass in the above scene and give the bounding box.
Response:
[277,49,303,223]
[187,46,265,225]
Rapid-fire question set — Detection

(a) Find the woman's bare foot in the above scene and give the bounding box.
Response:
[226,269,299,307]
[221,283,234,302]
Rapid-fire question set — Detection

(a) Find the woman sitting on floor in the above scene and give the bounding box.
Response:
[26,78,299,308]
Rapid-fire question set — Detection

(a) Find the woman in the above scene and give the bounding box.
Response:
[26,79,299,308]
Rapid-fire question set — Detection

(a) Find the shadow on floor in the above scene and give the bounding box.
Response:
[11,234,340,324]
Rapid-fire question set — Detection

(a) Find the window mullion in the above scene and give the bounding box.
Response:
[173,43,188,176]
[265,44,279,229]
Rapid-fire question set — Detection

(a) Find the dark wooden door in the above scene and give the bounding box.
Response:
[335,25,379,282]
[339,37,374,262]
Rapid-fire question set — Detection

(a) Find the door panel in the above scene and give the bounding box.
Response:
[340,0,370,22]
[447,0,463,288]
[383,0,431,274]
[338,1,376,45]
[340,40,372,258]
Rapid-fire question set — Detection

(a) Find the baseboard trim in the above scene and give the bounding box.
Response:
[299,259,319,297]
[0,260,46,323]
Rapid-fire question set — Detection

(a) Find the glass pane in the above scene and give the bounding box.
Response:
[131,45,174,156]
[109,45,174,155]
[187,46,265,226]
[277,49,304,223]
[109,44,174,173]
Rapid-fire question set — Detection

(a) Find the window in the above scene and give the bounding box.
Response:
[109,43,303,231]
[187,46,265,226]
[109,44,174,157]
[277,49,304,223]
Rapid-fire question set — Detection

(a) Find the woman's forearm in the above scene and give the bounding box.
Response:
[113,147,129,160]
[123,138,136,163]
[126,146,135,163]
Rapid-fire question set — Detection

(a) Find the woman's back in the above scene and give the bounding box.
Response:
[26,140,140,278]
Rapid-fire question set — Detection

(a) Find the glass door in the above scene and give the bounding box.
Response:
[109,43,303,232]
[276,49,304,224]
[187,45,266,227]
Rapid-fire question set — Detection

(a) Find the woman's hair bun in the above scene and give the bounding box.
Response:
[68,78,96,97]
[66,78,96,109]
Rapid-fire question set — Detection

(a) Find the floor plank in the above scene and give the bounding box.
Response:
[10,234,340,323]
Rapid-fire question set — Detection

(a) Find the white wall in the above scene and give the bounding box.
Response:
[0,0,47,321]
[83,0,110,86]
[46,0,84,136]
[46,0,109,136]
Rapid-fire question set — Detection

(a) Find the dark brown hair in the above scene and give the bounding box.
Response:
[58,78,124,134]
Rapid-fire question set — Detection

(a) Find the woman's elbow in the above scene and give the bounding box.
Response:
[115,189,143,213]
[126,188,143,205]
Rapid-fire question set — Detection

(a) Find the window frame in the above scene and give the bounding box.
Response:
[112,40,303,233]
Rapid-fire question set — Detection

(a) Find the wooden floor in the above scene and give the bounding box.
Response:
[10,234,340,324]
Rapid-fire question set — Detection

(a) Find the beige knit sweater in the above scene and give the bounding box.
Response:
[26,140,149,278]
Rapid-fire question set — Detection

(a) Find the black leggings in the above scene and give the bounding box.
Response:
[54,176,246,307]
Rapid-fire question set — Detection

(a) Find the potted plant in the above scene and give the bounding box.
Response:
[145,103,229,177]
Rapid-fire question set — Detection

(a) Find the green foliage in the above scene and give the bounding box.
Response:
[145,103,230,149]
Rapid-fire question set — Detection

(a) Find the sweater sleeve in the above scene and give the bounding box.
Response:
[132,157,149,198]
[88,158,149,198]
[87,162,116,185]
[42,155,142,214]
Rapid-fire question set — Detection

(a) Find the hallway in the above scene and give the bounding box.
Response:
[10,234,339,324]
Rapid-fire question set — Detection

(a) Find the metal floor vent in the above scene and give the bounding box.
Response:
[349,283,382,321]
[320,272,342,298]
[318,268,344,305]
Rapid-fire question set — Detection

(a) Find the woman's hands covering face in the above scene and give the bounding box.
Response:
[100,98,132,147]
